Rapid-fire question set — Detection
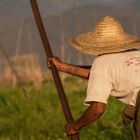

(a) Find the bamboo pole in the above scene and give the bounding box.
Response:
[29,0,80,139]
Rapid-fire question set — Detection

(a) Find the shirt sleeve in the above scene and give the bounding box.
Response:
[85,57,112,105]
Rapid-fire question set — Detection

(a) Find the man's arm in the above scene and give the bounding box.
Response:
[48,57,91,79]
[65,102,106,135]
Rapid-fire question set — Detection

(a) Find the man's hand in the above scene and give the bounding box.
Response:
[47,57,61,69]
[65,102,106,136]
[47,56,90,79]
[65,122,79,136]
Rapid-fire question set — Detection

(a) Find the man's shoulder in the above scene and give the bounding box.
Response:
[94,53,118,64]
[93,51,140,68]
[95,51,140,62]
[92,55,113,70]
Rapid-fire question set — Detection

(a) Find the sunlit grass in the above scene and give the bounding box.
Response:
[0,76,133,140]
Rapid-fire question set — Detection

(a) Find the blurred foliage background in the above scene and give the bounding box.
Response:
[0,0,140,66]
[0,0,138,139]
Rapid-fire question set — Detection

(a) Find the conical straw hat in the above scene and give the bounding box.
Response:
[70,16,140,55]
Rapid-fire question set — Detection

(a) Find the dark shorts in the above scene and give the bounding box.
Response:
[133,92,140,140]
[123,91,140,140]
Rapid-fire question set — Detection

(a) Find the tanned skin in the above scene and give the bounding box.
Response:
[48,57,90,79]
[48,57,106,136]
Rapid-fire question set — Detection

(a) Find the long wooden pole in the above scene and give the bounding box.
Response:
[29,0,80,139]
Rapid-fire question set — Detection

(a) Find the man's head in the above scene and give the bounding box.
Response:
[70,16,140,56]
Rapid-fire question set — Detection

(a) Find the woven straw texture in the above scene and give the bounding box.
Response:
[70,16,140,55]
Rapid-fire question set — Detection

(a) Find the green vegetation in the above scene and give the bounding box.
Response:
[0,76,133,140]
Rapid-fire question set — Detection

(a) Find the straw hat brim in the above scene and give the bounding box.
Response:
[70,32,140,55]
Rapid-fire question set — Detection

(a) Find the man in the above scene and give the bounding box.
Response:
[48,16,140,139]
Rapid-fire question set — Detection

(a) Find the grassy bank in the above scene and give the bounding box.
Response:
[0,76,133,140]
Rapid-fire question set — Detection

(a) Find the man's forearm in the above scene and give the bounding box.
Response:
[74,102,106,130]
[57,63,90,79]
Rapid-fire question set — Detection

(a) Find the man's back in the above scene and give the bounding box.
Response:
[86,50,140,106]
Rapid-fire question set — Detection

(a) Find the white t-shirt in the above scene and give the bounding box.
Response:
[85,51,140,106]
